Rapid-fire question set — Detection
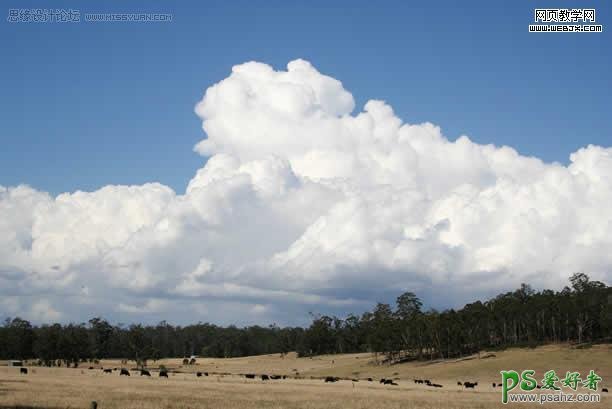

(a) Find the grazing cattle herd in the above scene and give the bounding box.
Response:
[10,364,609,395]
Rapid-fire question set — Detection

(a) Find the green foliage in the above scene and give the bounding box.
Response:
[0,274,609,361]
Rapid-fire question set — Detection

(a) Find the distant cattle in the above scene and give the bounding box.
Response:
[367,378,373,382]
[103,368,112,374]
[424,379,431,385]
[120,368,130,376]
[159,370,169,378]
[380,378,387,384]
[457,381,462,386]
[325,376,339,383]
[463,381,477,389]
[282,375,287,379]
[196,372,202,377]
[245,374,256,379]
[492,382,496,388]
[383,379,395,385]
[204,372,209,376]
[261,374,270,381]
[182,358,189,365]
[351,378,359,382]
[88,366,94,370]
[140,369,151,376]
[270,375,282,380]
[536,385,542,389]
[432,383,443,388]
[20,368,28,375]
[601,388,608,393]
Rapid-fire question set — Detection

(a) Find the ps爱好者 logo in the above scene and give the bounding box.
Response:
[500,369,604,404]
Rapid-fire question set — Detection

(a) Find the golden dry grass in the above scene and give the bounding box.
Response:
[0,344,610,409]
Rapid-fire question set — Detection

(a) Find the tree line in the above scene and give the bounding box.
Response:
[1,273,609,367]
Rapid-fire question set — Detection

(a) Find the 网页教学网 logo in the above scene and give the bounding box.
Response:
[529,8,603,33]
[500,369,604,404]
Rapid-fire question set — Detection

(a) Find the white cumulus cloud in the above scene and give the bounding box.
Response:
[1,60,610,324]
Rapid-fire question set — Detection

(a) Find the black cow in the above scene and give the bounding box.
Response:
[383,379,394,385]
[380,378,387,384]
[261,374,270,381]
[432,383,443,388]
[601,388,608,393]
[270,375,282,380]
[103,368,112,374]
[159,370,169,378]
[457,381,462,386]
[120,368,130,376]
[325,376,339,383]
[204,372,209,376]
[424,379,431,385]
[367,378,373,382]
[20,368,28,374]
[464,381,477,389]
[140,369,151,376]
[88,366,94,370]
[536,385,542,389]
[282,375,287,379]
[245,374,256,379]
[492,382,496,388]
[196,372,202,377]
[182,358,189,365]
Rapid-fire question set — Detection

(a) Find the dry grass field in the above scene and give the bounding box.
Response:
[0,344,610,409]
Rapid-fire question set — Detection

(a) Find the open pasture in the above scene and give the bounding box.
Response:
[1,345,610,409]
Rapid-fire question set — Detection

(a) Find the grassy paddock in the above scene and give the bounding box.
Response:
[0,345,609,409]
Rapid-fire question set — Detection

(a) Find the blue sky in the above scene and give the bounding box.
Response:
[1,1,612,325]
[2,0,610,196]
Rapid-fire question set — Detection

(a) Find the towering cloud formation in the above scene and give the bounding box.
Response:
[1,60,611,323]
